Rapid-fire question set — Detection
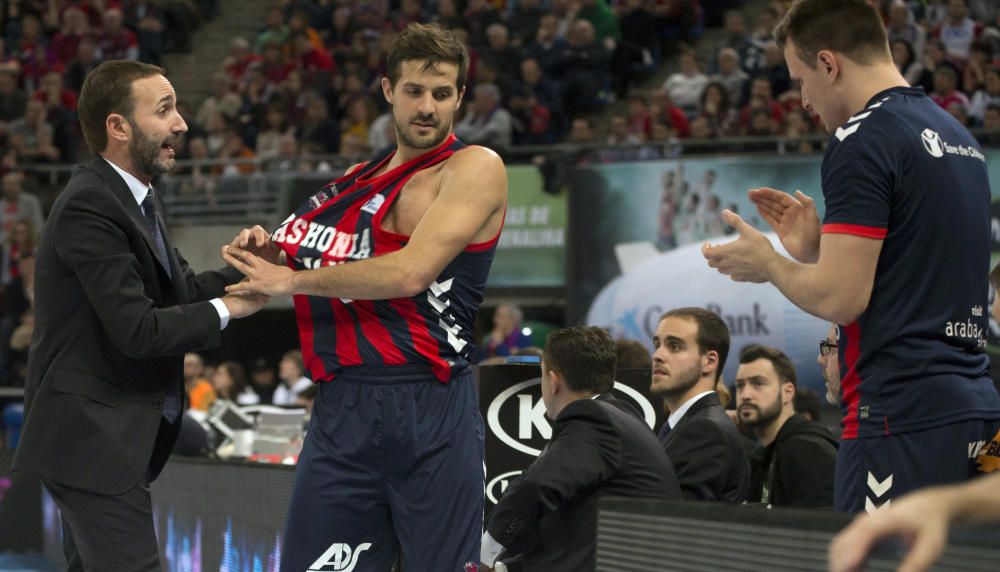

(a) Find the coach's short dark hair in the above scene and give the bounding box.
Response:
[660,307,730,382]
[543,326,616,394]
[386,23,469,91]
[739,344,797,386]
[78,60,164,153]
[774,0,890,69]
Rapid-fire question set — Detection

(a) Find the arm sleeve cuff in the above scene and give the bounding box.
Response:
[209,298,230,330]
[821,223,888,239]
[480,531,506,567]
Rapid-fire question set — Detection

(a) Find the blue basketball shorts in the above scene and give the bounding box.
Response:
[834,418,1000,514]
[280,365,484,572]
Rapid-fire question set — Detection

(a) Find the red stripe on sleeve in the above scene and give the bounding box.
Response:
[354,300,406,365]
[822,223,888,239]
[389,298,451,382]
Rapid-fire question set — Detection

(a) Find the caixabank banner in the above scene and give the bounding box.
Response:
[478,365,663,513]
[569,150,1000,394]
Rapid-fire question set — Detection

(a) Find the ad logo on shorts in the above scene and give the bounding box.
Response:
[308,542,372,572]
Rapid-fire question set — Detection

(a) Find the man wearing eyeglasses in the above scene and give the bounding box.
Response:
[817,325,841,407]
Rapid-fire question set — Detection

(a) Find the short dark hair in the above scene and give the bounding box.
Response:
[615,339,652,369]
[543,326,617,394]
[738,344,797,386]
[794,388,821,421]
[774,0,890,69]
[78,60,165,153]
[386,23,469,91]
[660,307,730,382]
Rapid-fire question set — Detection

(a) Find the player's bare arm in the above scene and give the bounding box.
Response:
[703,210,881,324]
[223,146,507,298]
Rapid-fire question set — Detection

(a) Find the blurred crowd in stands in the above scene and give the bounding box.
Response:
[0,0,998,383]
[0,0,997,172]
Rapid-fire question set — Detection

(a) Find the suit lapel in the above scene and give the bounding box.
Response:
[670,393,721,434]
[88,157,176,284]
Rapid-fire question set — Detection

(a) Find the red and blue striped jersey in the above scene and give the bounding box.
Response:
[272,134,501,382]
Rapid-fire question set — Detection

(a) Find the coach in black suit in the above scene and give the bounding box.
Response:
[481,327,682,572]
[651,307,750,503]
[12,61,268,570]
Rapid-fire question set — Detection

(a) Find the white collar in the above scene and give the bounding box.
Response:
[668,390,715,429]
[103,156,152,207]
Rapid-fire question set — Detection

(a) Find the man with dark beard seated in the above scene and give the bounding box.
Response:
[735,344,838,508]
[650,307,750,502]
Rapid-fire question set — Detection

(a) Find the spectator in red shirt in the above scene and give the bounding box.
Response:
[33,70,77,111]
[650,87,691,138]
[223,37,261,89]
[738,76,785,133]
[931,65,972,110]
[96,8,139,61]
[292,32,334,88]
[48,6,90,67]
[260,41,291,87]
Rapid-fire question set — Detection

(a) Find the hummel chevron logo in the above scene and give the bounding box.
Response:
[835,123,860,141]
[865,497,891,514]
[867,471,893,497]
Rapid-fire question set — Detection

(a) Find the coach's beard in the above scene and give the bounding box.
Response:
[128,119,179,178]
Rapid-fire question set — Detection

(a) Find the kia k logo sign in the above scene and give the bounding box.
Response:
[486,470,523,505]
[486,378,657,457]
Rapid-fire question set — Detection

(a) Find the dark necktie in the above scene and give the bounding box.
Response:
[141,188,180,423]
[141,188,172,280]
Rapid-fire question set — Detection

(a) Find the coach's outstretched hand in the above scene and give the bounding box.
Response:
[702,209,775,283]
[748,187,821,264]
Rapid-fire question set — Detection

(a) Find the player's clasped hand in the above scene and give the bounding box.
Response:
[223,245,296,297]
[226,224,283,265]
[702,209,776,283]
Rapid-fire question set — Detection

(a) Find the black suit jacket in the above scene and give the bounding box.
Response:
[488,396,682,572]
[12,156,241,495]
[659,393,751,503]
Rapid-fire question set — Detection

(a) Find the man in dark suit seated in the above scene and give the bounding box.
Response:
[735,344,838,508]
[12,60,270,570]
[651,307,751,502]
[481,326,682,572]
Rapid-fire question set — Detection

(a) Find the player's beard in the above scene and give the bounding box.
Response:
[394,112,450,150]
[127,117,178,178]
[739,393,783,428]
